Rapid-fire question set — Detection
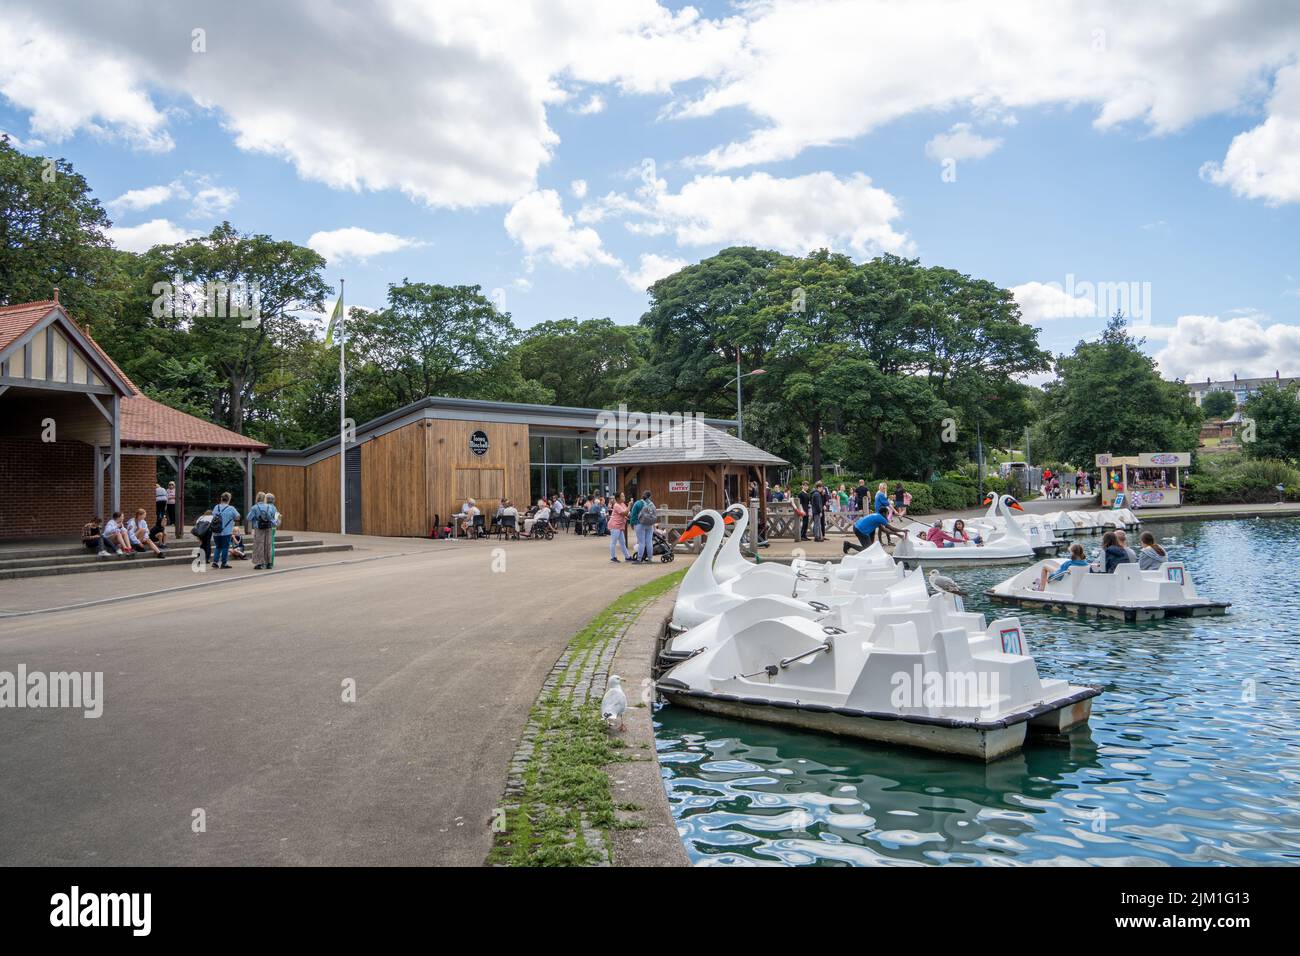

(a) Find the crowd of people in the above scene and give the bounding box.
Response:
[450,490,665,563]
[82,484,282,570]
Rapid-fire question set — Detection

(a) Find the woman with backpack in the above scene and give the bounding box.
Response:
[635,491,657,564]
[192,509,215,564]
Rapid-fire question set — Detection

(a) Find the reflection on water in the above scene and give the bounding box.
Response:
[656,518,1300,866]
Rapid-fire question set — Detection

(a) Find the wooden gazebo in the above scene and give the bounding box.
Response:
[598,419,787,535]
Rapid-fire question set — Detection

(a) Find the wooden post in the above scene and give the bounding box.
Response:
[93,445,103,519]
[109,394,121,514]
[244,451,254,531]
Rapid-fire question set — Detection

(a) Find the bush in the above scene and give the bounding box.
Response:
[870,480,934,515]
[928,479,970,511]
[1183,457,1300,504]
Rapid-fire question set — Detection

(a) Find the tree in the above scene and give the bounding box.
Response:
[138,223,331,434]
[346,281,543,411]
[1200,389,1236,420]
[513,318,647,408]
[1243,384,1300,462]
[1037,312,1201,465]
[0,135,130,324]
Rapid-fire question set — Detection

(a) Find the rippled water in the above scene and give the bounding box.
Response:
[656,517,1300,866]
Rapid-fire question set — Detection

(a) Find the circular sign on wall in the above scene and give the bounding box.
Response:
[469,430,490,456]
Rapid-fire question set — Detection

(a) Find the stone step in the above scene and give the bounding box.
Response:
[0,538,319,571]
[0,535,299,561]
[0,543,353,580]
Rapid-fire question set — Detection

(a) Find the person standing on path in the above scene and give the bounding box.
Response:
[210,492,240,569]
[810,481,827,542]
[155,483,168,525]
[874,482,890,517]
[796,481,811,541]
[166,481,177,528]
[607,492,632,562]
[248,492,280,570]
[635,491,657,563]
[628,492,645,561]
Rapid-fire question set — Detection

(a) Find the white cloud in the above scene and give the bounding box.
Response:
[504,189,621,270]
[588,170,910,257]
[1142,312,1300,380]
[924,122,1003,162]
[189,184,239,219]
[306,227,425,264]
[676,1,1300,171]
[576,94,605,115]
[1011,281,1101,325]
[1201,62,1300,204]
[621,253,688,291]
[570,179,588,198]
[108,183,180,213]
[105,218,195,253]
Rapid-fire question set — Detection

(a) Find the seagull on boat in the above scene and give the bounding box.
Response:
[928,569,966,596]
[601,675,627,732]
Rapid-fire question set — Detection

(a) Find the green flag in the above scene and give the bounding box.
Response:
[324,297,343,346]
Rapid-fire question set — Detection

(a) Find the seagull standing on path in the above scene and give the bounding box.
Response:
[602,675,627,732]
[928,569,967,597]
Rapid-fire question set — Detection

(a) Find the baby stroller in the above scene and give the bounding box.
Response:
[652,526,675,562]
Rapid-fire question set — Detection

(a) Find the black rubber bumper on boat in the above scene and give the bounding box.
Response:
[654,678,1103,731]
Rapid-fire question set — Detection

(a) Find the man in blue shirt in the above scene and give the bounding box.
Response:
[845,511,905,554]
[247,492,280,570]
[210,492,241,569]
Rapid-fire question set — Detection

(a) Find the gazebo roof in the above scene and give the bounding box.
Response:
[598,419,787,467]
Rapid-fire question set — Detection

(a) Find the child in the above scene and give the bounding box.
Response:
[1034,543,1089,590]
[1138,532,1168,570]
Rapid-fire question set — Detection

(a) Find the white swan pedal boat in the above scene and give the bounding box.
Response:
[657,595,1100,762]
[944,493,1062,550]
[894,495,1038,566]
[987,559,1230,622]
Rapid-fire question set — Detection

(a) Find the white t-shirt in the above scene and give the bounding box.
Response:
[155,485,167,502]
[103,519,121,538]
[535,507,551,522]
[126,518,147,543]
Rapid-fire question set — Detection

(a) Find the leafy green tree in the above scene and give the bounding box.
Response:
[513,318,647,408]
[0,135,131,324]
[1037,312,1201,465]
[1200,389,1236,419]
[346,281,540,411]
[1243,384,1300,462]
[137,222,330,433]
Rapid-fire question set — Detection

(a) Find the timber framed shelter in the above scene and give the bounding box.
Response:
[0,298,267,539]
[598,419,788,533]
[256,398,739,537]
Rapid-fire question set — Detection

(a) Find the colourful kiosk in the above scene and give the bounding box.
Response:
[1095,452,1190,508]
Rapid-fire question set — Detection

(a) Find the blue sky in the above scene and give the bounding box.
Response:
[2,1,1299,382]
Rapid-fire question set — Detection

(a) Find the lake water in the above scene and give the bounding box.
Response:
[655,517,1300,866]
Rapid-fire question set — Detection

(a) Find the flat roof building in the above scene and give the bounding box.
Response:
[257,398,738,536]
[1186,372,1298,407]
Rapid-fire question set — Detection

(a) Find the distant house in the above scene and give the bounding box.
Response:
[1200,410,1243,443]
[1187,373,1298,408]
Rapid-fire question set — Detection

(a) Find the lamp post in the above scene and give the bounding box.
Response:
[731,354,765,441]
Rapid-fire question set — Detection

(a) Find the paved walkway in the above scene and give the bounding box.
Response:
[0,534,681,865]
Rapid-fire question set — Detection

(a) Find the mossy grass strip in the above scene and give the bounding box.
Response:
[489,569,683,866]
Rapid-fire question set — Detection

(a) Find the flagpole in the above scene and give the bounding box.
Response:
[338,278,346,536]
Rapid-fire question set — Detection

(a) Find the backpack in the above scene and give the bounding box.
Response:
[638,501,657,526]
[193,515,213,538]
[254,506,274,530]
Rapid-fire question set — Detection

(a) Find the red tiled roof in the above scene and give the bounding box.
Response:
[0,299,58,355]
[2,299,265,452]
[121,394,267,451]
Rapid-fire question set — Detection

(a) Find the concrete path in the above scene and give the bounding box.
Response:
[0,534,682,865]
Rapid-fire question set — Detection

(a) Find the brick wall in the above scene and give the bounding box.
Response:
[0,437,155,539]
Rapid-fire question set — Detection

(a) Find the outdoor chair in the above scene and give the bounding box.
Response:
[495,515,518,540]
[470,514,487,539]
[582,512,601,535]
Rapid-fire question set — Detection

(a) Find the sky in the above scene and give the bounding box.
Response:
[2,0,1299,385]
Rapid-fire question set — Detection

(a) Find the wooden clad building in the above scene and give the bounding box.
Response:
[256,397,737,537]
